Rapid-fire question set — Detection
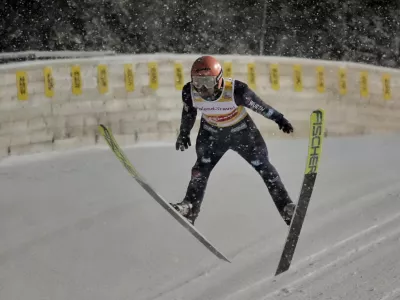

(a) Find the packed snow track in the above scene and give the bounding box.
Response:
[1,134,400,300]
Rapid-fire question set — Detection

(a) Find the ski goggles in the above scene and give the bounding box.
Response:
[191,76,218,89]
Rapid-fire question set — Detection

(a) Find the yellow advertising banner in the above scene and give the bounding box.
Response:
[124,64,135,92]
[97,64,109,94]
[174,63,184,90]
[382,73,391,100]
[148,62,159,90]
[269,64,280,91]
[224,62,233,78]
[71,65,82,95]
[338,68,347,95]
[16,71,28,101]
[360,71,369,98]
[293,64,303,92]
[316,66,325,93]
[247,63,256,90]
[43,67,54,98]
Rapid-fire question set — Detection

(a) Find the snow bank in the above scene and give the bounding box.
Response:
[1,53,399,158]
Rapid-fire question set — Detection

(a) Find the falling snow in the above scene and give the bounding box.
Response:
[1,1,400,67]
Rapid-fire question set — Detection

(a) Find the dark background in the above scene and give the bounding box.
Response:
[1,0,400,67]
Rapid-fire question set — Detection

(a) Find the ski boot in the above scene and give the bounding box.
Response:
[170,200,198,225]
[282,202,296,226]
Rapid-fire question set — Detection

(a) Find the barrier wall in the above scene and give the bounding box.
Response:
[1,53,400,158]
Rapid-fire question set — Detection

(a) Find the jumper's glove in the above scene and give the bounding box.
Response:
[275,115,294,134]
[176,131,191,151]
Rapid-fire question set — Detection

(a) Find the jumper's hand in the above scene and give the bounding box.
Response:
[276,116,294,134]
[176,132,191,151]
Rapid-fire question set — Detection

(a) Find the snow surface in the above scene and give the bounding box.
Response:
[1,134,400,300]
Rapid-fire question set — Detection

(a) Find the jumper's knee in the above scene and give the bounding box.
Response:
[191,162,212,183]
[256,163,281,187]
[191,168,206,182]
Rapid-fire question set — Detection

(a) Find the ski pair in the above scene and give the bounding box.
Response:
[98,108,325,267]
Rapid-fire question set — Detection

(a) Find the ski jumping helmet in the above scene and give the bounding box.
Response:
[190,55,223,99]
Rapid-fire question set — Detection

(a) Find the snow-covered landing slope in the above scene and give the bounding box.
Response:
[0,134,399,300]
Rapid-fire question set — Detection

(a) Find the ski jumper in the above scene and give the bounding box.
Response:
[179,78,293,220]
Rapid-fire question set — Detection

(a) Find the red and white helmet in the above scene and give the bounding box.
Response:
[190,55,223,99]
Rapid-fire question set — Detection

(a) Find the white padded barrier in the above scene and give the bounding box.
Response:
[1,53,400,158]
